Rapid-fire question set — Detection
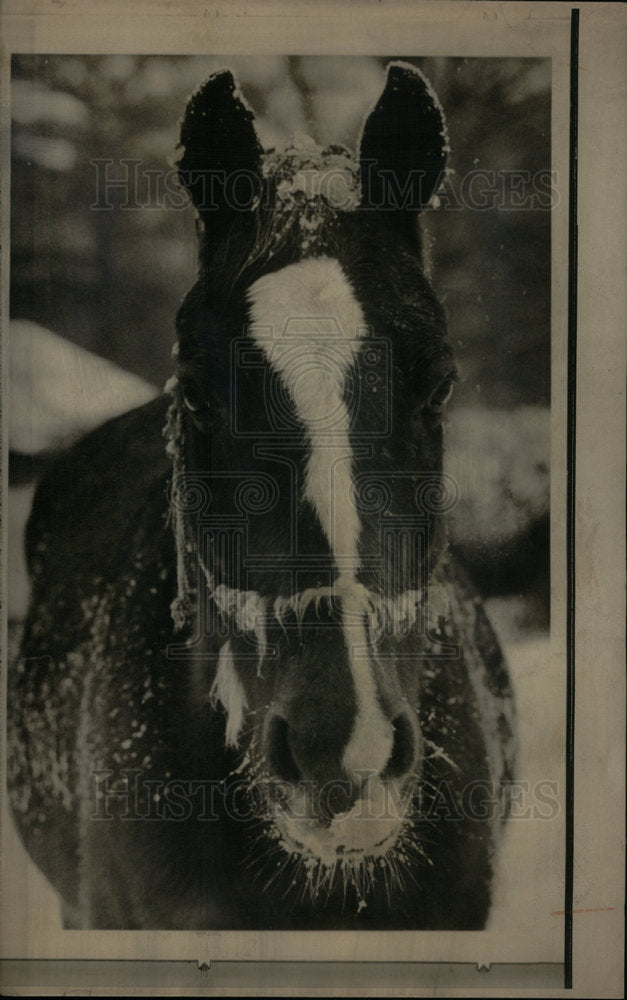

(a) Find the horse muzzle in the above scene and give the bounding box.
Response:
[261,695,422,865]
[265,772,411,867]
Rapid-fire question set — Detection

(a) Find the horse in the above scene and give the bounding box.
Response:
[7,62,516,930]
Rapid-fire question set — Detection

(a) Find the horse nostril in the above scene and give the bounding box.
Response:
[265,712,301,784]
[384,712,418,780]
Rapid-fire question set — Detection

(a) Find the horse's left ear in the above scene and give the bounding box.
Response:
[359,62,448,234]
[177,69,263,219]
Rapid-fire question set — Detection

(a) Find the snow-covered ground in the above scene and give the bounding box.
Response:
[485,600,563,957]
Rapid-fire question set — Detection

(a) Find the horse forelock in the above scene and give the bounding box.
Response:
[187,142,360,294]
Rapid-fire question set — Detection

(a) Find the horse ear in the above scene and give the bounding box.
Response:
[359,62,448,231]
[177,69,263,217]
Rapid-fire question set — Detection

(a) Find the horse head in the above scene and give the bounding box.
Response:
[167,63,459,893]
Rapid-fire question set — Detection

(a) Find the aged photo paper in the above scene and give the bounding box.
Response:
[0,1,624,996]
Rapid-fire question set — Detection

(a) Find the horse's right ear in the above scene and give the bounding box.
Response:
[177,70,263,218]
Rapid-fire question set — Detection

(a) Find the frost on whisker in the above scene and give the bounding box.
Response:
[209,641,248,748]
[271,583,427,643]
[212,584,269,671]
[423,737,462,776]
[238,746,432,913]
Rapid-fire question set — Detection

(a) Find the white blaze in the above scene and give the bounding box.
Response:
[340,584,394,780]
[247,257,393,779]
[247,257,364,566]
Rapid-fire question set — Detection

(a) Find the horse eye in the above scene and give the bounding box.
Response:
[180,380,205,413]
[425,375,455,413]
[183,393,202,413]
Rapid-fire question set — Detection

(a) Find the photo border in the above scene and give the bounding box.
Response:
[1,2,624,996]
